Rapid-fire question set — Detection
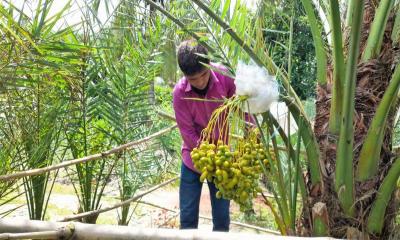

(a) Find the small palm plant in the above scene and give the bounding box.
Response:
[0,0,82,220]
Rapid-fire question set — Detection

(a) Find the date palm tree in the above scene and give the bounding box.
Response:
[144,0,400,238]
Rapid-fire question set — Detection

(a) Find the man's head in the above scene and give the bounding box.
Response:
[177,40,210,90]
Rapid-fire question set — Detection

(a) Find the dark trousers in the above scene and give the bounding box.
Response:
[179,163,230,231]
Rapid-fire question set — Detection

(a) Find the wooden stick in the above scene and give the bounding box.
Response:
[0,124,177,182]
[0,230,68,240]
[0,224,74,240]
[137,200,281,235]
[58,177,179,222]
[156,110,176,121]
[0,231,60,240]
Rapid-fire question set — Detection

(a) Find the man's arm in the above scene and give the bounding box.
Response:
[173,92,201,150]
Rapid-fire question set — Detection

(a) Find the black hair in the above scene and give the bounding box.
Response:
[177,40,210,76]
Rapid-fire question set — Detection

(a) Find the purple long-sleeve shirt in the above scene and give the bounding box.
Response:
[173,65,235,172]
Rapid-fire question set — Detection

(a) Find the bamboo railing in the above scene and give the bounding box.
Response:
[58,177,179,222]
[0,218,338,240]
[0,124,177,182]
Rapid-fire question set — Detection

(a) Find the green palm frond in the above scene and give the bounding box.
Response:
[89,1,171,224]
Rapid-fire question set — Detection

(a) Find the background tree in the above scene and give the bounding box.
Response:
[261,0,316,99]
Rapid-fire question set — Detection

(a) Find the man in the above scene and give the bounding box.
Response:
[173,40,235,231]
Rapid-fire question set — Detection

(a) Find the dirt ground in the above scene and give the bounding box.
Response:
[137,183,241,230]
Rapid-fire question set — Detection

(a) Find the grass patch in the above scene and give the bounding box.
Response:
[52,182,76,195]
[231,200,278,231]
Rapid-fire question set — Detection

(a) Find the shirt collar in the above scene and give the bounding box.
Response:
[184,69,218,93]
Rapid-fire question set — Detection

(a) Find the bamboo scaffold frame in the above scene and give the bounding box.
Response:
[0,218,338,240]
[0,124,177,182]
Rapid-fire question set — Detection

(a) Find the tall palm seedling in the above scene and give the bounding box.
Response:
[61,3,117,222]
[0,3,23,214]
[0,133,23,217]
[0,0,82,220]
[93,0,167,225]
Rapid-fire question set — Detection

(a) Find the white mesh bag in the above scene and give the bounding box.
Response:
[235,61,279,114]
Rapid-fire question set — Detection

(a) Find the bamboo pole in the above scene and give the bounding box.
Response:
[58,177,179,222]
[0,231,61,240]
[156,110,176,121]
[0,124,177,182]
[137,200,281,235]
[190,0,264,68]
[0,227,73,240]
[0,218,339,240]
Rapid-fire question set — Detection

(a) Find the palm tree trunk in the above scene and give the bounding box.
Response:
[304,2,399,238]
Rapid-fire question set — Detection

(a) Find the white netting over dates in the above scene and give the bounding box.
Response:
[235,61,279,114]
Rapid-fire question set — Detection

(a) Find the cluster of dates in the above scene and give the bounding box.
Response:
[191,139,273,210]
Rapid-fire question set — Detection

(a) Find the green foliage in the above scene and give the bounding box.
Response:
[0,146,22,217]
[92,2,169,224]
[0,0,180,223]
[0,0,82,220]
[262,1,316,99]
[231,201,279,231]
[1,0,397,237]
